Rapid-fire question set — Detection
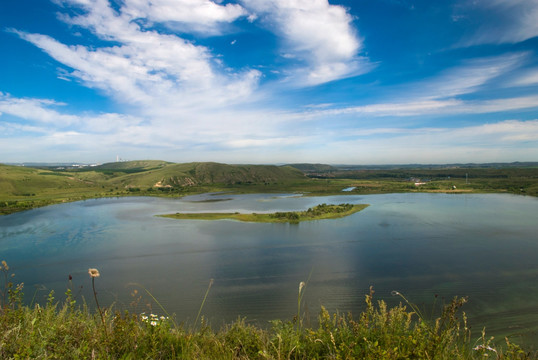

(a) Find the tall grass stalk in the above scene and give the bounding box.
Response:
[297,281,305,323]
[391,290,430,328]
[0,260,9,312]
[194,278,214,331]
[296,269,313,329]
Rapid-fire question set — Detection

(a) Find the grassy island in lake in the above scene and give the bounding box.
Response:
[159,203,369,223]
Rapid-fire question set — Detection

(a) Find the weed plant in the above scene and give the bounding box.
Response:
[0,261,535,359]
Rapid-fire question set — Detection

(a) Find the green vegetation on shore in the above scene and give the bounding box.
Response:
[0,261,534,359]
[159,203,369,223]
[1,160,537,215]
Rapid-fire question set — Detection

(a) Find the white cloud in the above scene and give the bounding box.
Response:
[511,68,538,86]
[419,54,526,99]
[242,0,365,85]
[0,92,145,136]
[341,119,538,146]
[297,94,538,120]
[2,89,537,164]
[0,92,78,125]
[16,0,261,114]
[459,0,538,45]
[294,53,535,119]
[121,0,248,34]
[455,95,538,114]
[5,1,537,164]
[319,119,538,164]
[224,136,308,149]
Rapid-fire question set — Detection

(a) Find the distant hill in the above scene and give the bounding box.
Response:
[332,162,538,171]
[93,160,172,172]
[0,160,305,195]
[0,163,100,199]
[105,161,306,188]
[287,163,337,173]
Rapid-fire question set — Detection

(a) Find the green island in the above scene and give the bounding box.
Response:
[159,203,369,223]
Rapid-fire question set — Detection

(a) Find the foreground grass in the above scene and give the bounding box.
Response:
[0,262,535,359]
[159,203,369,223]
[1,291,534,359]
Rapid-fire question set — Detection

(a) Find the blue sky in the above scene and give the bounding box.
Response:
[1,0,537,164]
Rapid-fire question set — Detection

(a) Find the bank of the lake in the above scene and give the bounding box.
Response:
[158,203,369,223]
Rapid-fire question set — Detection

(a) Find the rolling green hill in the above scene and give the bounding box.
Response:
[98,161,306,189]
[0,163,106,214]
[0,164,98,198]
[0,161,307,214]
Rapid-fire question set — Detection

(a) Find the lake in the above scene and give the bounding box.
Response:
[1,193,537,346]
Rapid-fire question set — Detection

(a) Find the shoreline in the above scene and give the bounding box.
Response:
[1,188,533,216]
[158,203,370,223]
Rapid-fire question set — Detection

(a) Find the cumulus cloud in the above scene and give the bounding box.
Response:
[121,0,249,34]
[14,0,365,126]
[242,0,365,85]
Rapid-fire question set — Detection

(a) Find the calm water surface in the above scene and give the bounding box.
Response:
[1,193,537,346]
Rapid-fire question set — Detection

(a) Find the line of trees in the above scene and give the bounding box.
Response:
[270,203,354,220]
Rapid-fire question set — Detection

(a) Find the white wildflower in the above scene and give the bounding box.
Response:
[473,345,497,353]
[88,268,100,278]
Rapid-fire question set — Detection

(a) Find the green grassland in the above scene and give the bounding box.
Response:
[1,161,537,214]
[160,203,369,223]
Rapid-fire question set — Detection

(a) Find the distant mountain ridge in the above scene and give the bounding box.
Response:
[286,163,337,172]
